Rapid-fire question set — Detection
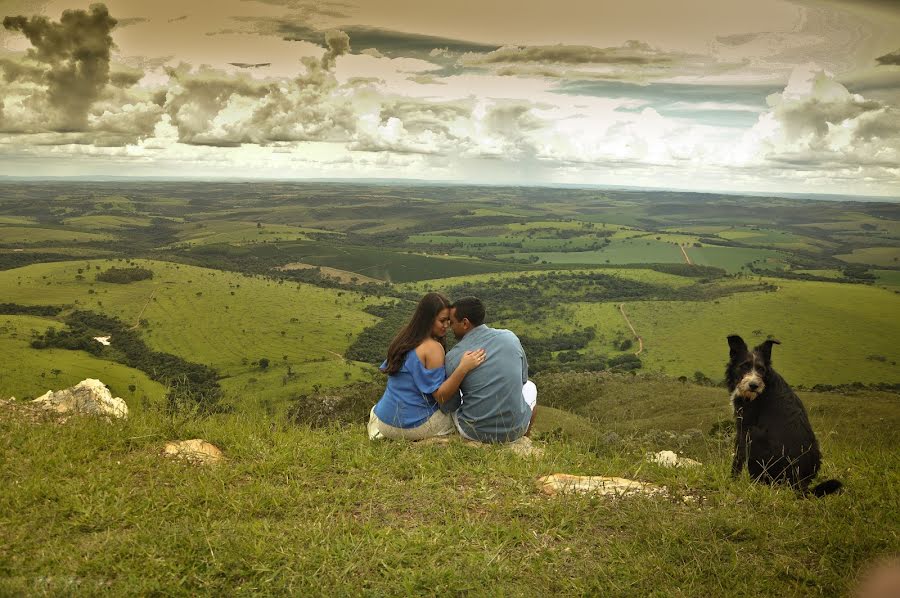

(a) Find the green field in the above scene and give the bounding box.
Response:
[0,315,167,404]
[688,245,787,272]
[835,246,900,267]
[170,221,339,247]
[0,260,387,409]
[0,226,113,244]
[61,215,155,230]
[604,280,899,385]
[501,238,686,265]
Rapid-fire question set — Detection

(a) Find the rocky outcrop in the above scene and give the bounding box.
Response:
[164,439,225,465]
[32,379,128,419]
[537,474,668,498]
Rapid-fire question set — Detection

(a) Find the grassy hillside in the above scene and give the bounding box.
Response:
[617,279,899,385]
[0,315,167,404]
[0,260,388,409]
[1,376,897,596]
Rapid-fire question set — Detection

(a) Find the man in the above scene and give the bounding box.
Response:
[444,296,537,443]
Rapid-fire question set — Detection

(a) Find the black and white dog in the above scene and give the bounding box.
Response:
[726,335,841,497]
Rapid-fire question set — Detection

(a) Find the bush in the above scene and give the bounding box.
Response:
[287,382,382,427]
[96,267,154,284]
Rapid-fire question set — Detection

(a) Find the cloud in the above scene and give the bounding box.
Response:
[463,40,673,66]
[229,62,273,69]
[459,40,720,82]
[876,50,900,66]
[226,17,498,62]
[2,4,118,131]
[735,65,900,171]
[161,30,356,146]
[322,29,350,70]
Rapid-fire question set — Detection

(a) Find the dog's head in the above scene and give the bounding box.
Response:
[726,335,780,401]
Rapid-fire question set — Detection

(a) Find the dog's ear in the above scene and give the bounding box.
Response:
[755,339,781,364]
[727,335,748,360]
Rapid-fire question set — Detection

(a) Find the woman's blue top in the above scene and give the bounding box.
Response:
[372,350,446,428]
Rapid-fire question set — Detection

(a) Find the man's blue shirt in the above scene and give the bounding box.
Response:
[445,325,530,443]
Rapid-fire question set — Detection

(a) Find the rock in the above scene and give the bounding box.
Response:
[647,450,702,468]
[503,435,544,458]
[32,379,128,419]
[163,439,225,464]
[537,474,668,498]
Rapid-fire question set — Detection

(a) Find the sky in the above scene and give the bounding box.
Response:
[0,0,898,196]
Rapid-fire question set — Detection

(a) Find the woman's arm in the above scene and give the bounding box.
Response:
[423,344,485,405]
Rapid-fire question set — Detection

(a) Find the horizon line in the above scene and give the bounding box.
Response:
[0,175,897,203]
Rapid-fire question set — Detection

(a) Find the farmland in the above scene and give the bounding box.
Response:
[0,181,897,411]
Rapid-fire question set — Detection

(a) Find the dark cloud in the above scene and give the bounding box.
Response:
[322,29,350,69]
[876,50,900,66]
[226,17,499,61]
[2,4,117,131]
[0,57,44,83]
[716,33,759,46]
[116,17,148,27]
[229,62,272,68]
[463,41,675,66]
[458,40,719,82]
[109,69,143,87]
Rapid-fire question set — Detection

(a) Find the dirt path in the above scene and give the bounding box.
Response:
[618,303,644,356]
[129,285,168,329]
[679,244,693,265]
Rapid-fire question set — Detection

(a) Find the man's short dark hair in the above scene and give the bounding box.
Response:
[452,296,485,327]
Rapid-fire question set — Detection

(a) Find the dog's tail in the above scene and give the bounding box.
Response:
[811,479,843,497]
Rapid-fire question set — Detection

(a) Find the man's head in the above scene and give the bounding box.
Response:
[449,296,485,340]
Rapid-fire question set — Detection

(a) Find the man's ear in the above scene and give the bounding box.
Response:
[755,339,781,364]
[727,335,747,360]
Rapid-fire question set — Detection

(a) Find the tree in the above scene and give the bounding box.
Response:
[259,358,270,370]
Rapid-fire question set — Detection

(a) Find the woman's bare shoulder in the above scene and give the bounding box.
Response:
[415,338,445,368]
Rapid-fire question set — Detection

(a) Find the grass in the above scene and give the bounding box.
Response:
[0,226,114,244]
[835,247,900,268]
[0,315,167,404]
[614,279,900,385]
[169,221,338,247]
[61,215,155,230]
[0,260,386,409]
[0,376,896,596]
[687,246,787,273]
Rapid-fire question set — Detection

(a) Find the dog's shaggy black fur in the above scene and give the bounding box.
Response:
[726,335,842,497]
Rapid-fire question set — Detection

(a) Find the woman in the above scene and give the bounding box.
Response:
[368,292,485,441]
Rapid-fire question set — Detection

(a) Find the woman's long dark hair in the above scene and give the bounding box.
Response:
[382,292,450,375]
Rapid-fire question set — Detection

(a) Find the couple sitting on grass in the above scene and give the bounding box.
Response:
[368,293,537,444]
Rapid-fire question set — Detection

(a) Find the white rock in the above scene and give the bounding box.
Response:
[93,336,111,346]
[164,439,225,464]
[32,378,128,419]
[648,450,702,468]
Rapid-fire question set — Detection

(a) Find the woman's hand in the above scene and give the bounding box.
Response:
[459,348,486,373]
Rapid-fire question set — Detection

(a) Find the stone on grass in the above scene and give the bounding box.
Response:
[647,450,702,468]
[164,439,225,465]
[537,474,668,498]
[32,379,128,419]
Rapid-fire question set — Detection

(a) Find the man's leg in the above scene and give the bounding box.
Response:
[523,380,538,436]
